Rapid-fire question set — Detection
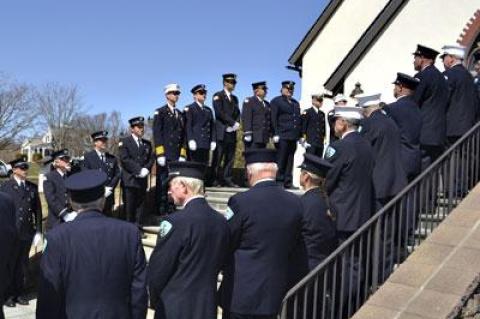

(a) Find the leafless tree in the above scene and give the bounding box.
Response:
[36,82,83,153]
[70,111,127,156]
[0,74,38,149]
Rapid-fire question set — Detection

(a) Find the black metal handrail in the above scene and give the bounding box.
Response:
[279,121,480,319]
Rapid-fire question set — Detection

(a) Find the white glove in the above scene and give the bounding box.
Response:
[178,156,186,162]
[33,232,43,247]
[232,122,240,131]
[226,126,234,133]
[273,135,280,143]
[138,168,149,178]
[299,137,305,145]
[63,211,78,222]
[188,140,197,151]
[104,186,113,198]
[157,156,166,166]
[304,142,311,149]
[244,135,252,142]
[210,142,217,151]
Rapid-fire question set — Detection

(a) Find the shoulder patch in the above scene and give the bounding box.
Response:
[42,238,48,252]
[224,206,235,220]
[159,220,173,238]
[213,95,220,101]
[324,145,336,159]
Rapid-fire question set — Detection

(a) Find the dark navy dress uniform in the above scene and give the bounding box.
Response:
[325,131,374,235]
[360,109,408,210]
[219,179,305,318]
[301,106,326,157]
[212,88,241,185]
[300,187,337,269]
[119,131,155,225]
[474,74,480,102]
[271,91,302,188]
[385,96,422,181]
[219,150,306,318]
[153,104,186,214]
[0,176,42,304]
[444,63,479,142]
[148,171,229,319]
[0,192,17,319]
[413,63,449,163]
[241,96,272,149]
[43,169,68,230]
[83,149,121,216]
[185,102,216,164]
[36,170,147,319]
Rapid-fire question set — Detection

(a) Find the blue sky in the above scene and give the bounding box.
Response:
[0,0,326,122]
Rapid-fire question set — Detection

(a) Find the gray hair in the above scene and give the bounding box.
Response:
[302,170,324,186]
[70,196,106,213]
[171,177,204,195]
[246,162,278,176]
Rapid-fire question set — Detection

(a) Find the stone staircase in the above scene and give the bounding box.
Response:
[141,186,304,261]
[142,187,455,260]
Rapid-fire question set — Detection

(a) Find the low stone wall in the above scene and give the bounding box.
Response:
[352,184,480,319]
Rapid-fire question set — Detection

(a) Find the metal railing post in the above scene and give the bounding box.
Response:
[371,219,381,292]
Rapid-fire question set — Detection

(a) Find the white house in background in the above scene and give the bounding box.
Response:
[289,0,480,106]
[288,0,480,185]
[21,128,54,162]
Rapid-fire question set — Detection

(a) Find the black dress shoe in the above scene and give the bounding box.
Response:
[4,297,15,307]
[16,296,29,306]
[212,180,223,187]
[224,181,240,188]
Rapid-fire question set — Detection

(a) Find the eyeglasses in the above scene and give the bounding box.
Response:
[169,91,181,96]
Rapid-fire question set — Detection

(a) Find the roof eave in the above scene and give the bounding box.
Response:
[288,0,345,66]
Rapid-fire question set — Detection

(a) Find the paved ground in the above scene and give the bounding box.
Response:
[3,299,36,319]
[4,301,158,319]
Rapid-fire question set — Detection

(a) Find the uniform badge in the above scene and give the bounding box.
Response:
[184,107,189,112]
[159,220,173,238]
[154,110,159,115]
[358,125,363,133]
[224,206,235,221]
[118,141,123,147]
[244,99,249,103]
[214,95,220,101]
[444,75,449,80]
[324,145,336,159]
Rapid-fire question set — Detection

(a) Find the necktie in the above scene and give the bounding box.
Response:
[101,154,105,162]
[21,182,26,191]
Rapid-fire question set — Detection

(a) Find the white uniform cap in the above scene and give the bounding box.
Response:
[164,83,181,94]
[334,94,348,104]
[441,45,466,59]
[332,106,363,120]
[356,93,382,108]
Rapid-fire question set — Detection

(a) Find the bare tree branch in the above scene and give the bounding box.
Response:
[0,75,38,149]
[35,82,84,153]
